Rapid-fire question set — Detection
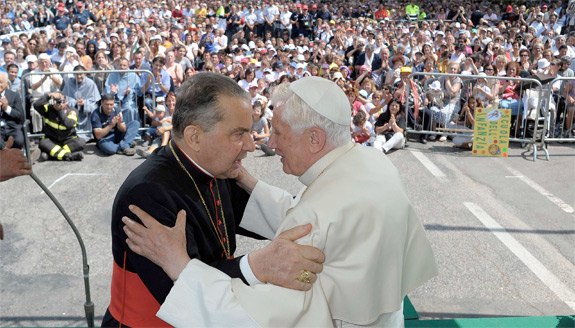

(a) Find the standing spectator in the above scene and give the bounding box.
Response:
[264,0,280,38]
[105,57,141,124]
[34,92,85,161]
[73,2,96,28]
[0,72,24,149]
[141,56,171,111]
[91,94,139,156]
[52,5,71,32]
[297,5,314,38]
[62,66,101,135]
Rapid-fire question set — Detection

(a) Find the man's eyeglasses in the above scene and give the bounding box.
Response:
[520,54,529,57]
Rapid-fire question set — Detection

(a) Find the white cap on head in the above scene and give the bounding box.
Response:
[156,104,166,112]
[26,54,38,63]
[538,58,550,70]
[289,76,350,126]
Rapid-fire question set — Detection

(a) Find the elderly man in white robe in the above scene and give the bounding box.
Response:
[122,76,438,327]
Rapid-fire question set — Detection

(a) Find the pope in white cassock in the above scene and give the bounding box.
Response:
[123,76,438,327]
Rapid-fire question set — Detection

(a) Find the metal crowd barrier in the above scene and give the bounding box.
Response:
[20,68,155,158]
[405,71,551,162]
[539,76,575,147]
[1,25,54,41]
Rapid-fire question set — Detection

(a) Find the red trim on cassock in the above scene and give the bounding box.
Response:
[109,258,172,327]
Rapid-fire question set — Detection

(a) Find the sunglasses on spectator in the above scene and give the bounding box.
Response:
[485,68,494,71]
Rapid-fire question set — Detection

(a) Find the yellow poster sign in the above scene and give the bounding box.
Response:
[472,107,511,157]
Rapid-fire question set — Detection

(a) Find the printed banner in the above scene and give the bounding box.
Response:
[472,107,511,157]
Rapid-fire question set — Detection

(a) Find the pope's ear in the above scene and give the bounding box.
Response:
[183,125,204,152]
[308,127,327,153]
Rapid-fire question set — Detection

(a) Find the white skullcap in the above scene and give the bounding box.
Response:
[289,76,350,126]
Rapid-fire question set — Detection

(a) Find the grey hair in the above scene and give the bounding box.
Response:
[271,82,350,147]
[173,72,250,138]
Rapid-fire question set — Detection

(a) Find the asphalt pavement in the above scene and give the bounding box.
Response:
[0,139,573,326]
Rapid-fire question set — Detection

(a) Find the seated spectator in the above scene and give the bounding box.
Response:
[62,65,101,137]
[351,110,373,145]
[344,84,368,117]
[137,93,176,158]
[137,104,170,159]
[91,94,139,156]
[0,72,24,149]
[104,57,141,124]
[373,98,406,153]
[472,73,494,107]
[448,96,476,149]
[34,92,85,161]
[29,54,63,133]
[251,101,274,156]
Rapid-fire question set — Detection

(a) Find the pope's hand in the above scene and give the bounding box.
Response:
[249,224,325,291]
[123,205,190,281]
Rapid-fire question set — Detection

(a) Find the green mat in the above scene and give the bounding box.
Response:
[405,315,575,328]
[403,295,420,320]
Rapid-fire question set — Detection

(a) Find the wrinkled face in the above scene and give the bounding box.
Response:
[267,106,310,176]
[196,96,254,178]
[39,58,51,70]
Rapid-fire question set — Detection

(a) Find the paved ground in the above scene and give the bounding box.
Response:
[0,138,573,327]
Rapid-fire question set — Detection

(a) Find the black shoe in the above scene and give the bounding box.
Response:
[260,144,276,156]
[420,137,428,144]
[136,148,150,158]
[69,152,84,161]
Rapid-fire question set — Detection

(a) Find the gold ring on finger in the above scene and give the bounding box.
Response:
[297,270,312,283]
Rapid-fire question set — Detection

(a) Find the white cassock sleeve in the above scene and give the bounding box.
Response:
[239,180,298,239]
[156,259,260,327]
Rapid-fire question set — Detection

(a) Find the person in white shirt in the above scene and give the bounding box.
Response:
[531,12,547,38]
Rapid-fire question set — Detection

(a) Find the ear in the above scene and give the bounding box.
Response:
[308,127,327,154]
[183,125,204,152]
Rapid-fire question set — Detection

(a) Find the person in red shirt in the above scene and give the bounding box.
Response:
[375,4,389,20]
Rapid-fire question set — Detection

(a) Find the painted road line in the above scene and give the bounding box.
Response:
[41,173,107,194]
[464,202,575,312]
[409,150,446,178]
[506,167,574,214]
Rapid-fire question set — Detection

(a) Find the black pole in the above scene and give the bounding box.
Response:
[24,124,94,328]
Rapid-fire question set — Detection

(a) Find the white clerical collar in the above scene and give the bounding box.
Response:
[175,142,214,178]
[299,142,354,187]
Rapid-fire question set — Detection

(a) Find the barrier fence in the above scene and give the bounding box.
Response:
[540,76,575,146]
[402,71,575,162]
[20,68,156,158]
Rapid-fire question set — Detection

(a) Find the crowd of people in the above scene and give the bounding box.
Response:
[1,0,575,160]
